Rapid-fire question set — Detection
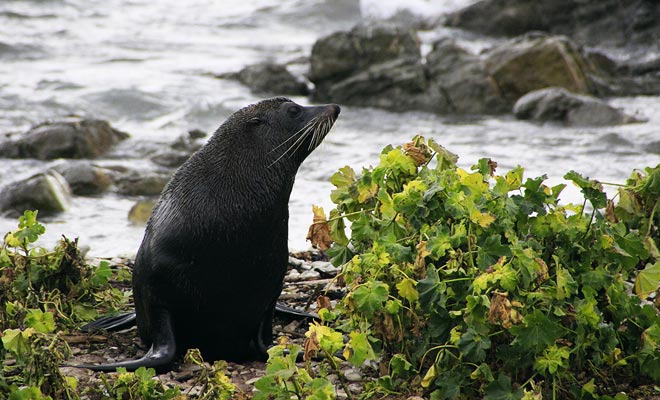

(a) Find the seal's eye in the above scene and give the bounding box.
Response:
[287,106,302,118]
[248,117,263,125]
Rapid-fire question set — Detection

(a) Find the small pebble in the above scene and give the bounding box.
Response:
[283,320,300,332]
[300,270,321,279]
[343,368,362,382]
[285,270,301,281]
[311,261,337,274]
[348,383,362,393]
[288,256,303,268]
[245,376,260,385]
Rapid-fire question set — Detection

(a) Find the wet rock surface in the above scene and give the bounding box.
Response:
[445,0,660,51]
[115,171,171,196]
[150,129,206,168]
[222,62,310,96]
[483,33,596,105]
[306,23,650,117]
[0,118,129,160]
[52,161,114,196]
[127,199,157,225]
[309,22,432,112]
[0,170,72,216]
[513,87,644,126]
[425,38,507,114]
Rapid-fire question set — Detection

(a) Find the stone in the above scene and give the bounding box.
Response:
[150,150,192,168]
[151,130,206,168]
[484,33,595,105]
[425,38,507,114]
[446,0,660,50]
[53,161,113,195]
[128,199,157,225]
[343,368,362,382]
[311,260,337,275]
[300,270,321,280]
[0,170,72,216]
[321,57,432,112]
[232,62,309,96]
[285,269,301,282]
[115,172,170,196]
[309,22,421,83]
[308,22,432,111]
[513,87,643,126]
[0,118,129,160]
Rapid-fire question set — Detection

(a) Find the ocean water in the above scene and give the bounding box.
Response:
[1,0,658,256]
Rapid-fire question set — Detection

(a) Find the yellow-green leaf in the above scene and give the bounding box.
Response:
[421,364,436,388]
[396,278,418,303]
[470,210,495,228]
[634,262,660,298]
[2,328,35,357]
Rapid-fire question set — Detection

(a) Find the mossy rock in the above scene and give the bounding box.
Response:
[0,171,72,216]
[484,33,595,105]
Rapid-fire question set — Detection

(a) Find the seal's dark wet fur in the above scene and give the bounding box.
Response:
[81,98,340,371]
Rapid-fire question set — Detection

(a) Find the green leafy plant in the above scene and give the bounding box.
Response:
[99,367,180,400]
[0,211,131,399]
[253,340,338,400]
[183,349,238,399]
[0,211,130,331]
[304,136,660,399]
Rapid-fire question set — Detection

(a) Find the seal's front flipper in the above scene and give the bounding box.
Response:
[274,303,319,321]
[81,312,137,333]
[70,310,176,372]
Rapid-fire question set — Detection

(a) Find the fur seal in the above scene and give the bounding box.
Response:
[80,97,340,371]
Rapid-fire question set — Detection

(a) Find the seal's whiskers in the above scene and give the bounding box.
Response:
[268,119,317,167]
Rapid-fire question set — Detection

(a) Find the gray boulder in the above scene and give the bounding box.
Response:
[484,33,596,106]
[513,87,643,126]
[52,161,114,196]
[425,39,507,114]
[0,119,129,160]
[308,22,432,112]
[308,25,616,115]
[223,62,309,96]
[321,57,432,111]
[150,129,206,168]
[446,0,660,51]
[446,0,660,97]
[116,172,171,196]
[309,23,420,82]
[0,171,72,216]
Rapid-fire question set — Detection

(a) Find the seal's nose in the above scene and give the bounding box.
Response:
[327,104,341,117]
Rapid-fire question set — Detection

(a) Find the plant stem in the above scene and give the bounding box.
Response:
[325,350,354,400]
[647,200,659,237]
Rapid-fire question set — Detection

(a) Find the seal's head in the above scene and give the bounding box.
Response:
[215,97,340,170]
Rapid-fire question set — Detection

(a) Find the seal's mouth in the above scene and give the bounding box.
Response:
[268,104,340,167]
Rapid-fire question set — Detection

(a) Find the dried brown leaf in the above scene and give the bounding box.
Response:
[488,292,521,329]
[303,331,320,362]
[317,295,332,311]
[403,141,432,166]
[606,199,618,223]
[306,205,333,251]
